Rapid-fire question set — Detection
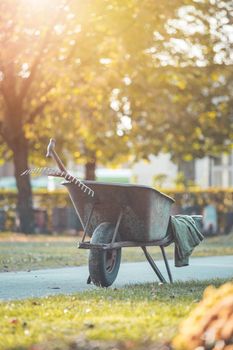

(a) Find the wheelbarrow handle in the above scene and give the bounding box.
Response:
[46,138,67,173]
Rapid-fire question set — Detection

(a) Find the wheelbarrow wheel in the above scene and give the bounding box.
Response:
[89,222,121,287]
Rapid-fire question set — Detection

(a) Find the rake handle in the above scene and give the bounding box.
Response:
[46,138,67,173]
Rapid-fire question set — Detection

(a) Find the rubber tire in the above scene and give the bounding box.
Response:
[89,222,121,287]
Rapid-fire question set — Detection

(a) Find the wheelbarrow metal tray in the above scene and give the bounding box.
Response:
[63,181,175,242]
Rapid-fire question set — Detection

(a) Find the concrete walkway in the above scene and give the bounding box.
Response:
[0,255,232,300]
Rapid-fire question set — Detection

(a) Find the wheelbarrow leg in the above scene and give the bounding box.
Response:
[160,246,173,283]
[141,246,167,283]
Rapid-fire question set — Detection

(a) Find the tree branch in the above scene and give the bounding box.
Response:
[26,99,50,125]
[0,120,3,137]
[0,60,17,110]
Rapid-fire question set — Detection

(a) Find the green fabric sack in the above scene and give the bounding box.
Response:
[170,215,204,267]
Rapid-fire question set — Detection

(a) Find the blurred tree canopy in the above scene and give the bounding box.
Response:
[0,0,232,232]
[117,0,233,162]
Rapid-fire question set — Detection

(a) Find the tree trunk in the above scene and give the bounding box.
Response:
[12,135,34,233]
[178,160,195,186]
[85,160,96,180]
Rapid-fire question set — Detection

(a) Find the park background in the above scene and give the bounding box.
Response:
[0,0,232,235]
[0,1,233,350]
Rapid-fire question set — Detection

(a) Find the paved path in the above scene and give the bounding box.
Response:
[0,256,232,300]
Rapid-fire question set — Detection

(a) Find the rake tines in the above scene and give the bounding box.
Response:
[21,167,94,197]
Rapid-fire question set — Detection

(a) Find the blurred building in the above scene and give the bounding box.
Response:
[0,162,14,177]
[131,154,178,187]
[0,151,233,188]
[131,151,233,188]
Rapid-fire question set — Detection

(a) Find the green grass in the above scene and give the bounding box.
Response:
[0,279,230,350]
[0,232,232,272]
[0,240,88,271]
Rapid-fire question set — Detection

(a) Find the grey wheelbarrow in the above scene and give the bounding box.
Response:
[23,139,188,287]
[65,180,176,287]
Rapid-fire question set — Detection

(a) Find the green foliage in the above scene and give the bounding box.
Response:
[174,172,187,187]
[153,173,168,187]
[116,0,233,162]
[0,187,232,232]
[1,0,232,170]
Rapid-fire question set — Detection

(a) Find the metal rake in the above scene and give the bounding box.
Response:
[21,167,94,197]
[21,138,94,197]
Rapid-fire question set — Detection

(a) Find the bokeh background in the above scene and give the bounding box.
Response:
[0,0,232,234]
